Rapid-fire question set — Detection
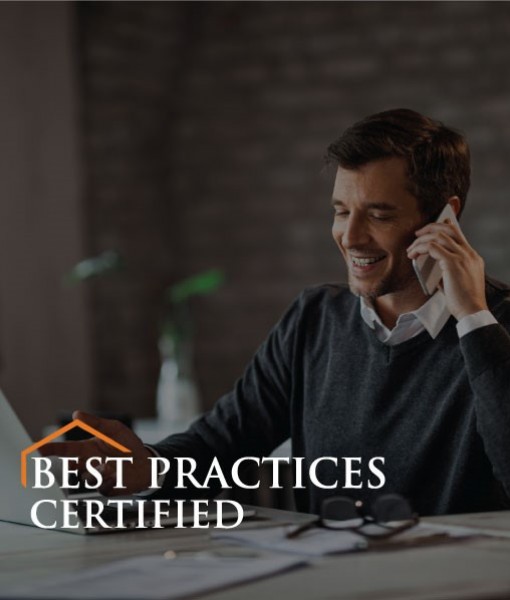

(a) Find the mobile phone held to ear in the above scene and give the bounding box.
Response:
[412,203,460,296]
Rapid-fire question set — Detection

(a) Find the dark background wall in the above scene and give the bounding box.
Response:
[2,2,510,434]
[77,1,510,419]
[0,3,92,437]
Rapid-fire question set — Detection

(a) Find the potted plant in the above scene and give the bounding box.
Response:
[157,269,225,424]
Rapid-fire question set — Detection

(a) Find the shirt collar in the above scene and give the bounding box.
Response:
[360,291,451,340]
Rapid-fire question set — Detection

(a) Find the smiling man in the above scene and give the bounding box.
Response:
[42,109,510,517]
[331,157,430,323]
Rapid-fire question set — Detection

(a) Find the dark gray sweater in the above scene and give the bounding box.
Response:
[154,278,510,516]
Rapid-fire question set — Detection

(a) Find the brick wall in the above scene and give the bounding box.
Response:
[77,1,510,416]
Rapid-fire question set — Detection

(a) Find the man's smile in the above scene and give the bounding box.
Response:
[349,253,387,273]
[331,158,428,302]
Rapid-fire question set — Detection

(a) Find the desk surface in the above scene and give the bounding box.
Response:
[3,508,510,600]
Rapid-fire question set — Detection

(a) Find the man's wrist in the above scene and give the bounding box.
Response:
[454,300,489,321]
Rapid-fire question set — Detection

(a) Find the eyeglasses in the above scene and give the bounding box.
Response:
[286,494,419,540]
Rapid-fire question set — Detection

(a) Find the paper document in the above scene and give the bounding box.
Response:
[213,522,482,557]
[1,553,305,600]
[213,525,368,556]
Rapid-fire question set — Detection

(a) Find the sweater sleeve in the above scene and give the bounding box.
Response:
[459,322,510,497]
[149,293,302,499]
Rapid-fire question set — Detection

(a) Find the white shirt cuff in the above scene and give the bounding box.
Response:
[456,310,497,338]
[135,445,166,496]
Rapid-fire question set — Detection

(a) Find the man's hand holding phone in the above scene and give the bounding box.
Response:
[407,200,489,321]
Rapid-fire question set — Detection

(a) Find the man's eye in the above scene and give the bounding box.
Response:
[370,214,393,221]
[334,211,349,218]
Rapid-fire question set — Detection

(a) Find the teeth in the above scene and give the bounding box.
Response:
[351,255,385,266]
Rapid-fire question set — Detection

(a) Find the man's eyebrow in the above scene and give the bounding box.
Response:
[330,199,398,211]
[365,202,398,211]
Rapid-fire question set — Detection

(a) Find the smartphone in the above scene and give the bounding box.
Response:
[412,203,460,296]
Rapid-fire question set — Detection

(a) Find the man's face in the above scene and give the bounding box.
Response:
[331,157,426,302]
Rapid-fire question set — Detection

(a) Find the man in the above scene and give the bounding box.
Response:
[42,109,510,516]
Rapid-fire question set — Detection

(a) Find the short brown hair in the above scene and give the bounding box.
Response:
[327,108,471,218]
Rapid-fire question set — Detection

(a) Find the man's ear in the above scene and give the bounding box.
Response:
[447,196,461,217]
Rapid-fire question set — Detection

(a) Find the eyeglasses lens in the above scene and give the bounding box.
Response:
[371,494,413,523]
[321,497,364,529]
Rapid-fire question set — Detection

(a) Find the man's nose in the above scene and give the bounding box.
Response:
[341,214,370,248]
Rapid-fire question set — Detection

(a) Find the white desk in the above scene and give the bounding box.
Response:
[3,509,510,599]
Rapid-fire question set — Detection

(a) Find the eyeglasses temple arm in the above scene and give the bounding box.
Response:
[285,517,320,539]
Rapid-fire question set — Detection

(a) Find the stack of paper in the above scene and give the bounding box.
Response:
[0,554,306,600]
[214,525,368,556]
[213,522,481,557]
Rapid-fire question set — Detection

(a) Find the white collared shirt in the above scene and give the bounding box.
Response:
[360,291,497,345]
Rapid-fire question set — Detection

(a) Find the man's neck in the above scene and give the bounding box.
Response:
[372,285,429,329]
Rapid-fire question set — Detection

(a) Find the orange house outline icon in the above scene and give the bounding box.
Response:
[21,419,131,488]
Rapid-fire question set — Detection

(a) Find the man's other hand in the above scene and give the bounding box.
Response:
[39,411,153,496]
[407,218,489,321]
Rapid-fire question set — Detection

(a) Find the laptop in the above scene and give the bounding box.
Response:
[0,389,254,534]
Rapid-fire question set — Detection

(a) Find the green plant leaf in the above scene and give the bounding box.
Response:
[166,269,225,304]
[63,251,124,286]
